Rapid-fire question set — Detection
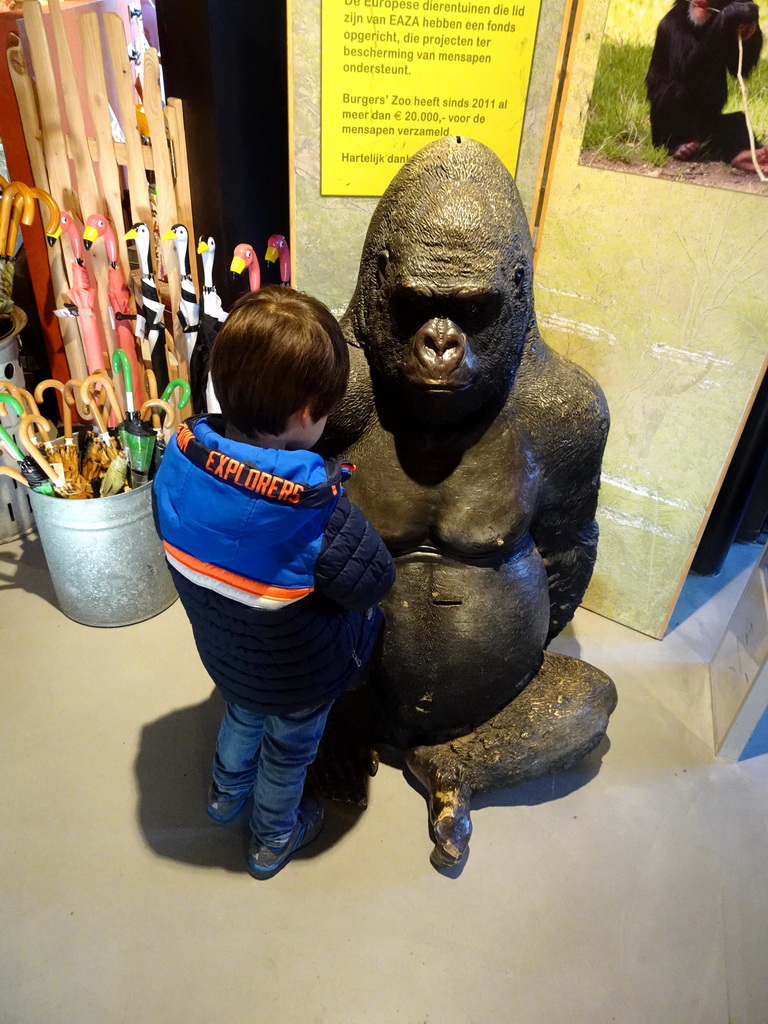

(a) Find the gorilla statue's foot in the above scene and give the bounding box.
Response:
[405,755,472,868]
[405,651,617,868]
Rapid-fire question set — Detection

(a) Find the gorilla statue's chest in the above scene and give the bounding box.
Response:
[343,412,539,561]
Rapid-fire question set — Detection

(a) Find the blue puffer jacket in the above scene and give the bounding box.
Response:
[152,416,395,714]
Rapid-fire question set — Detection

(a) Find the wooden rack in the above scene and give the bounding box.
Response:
[6,0,197,394]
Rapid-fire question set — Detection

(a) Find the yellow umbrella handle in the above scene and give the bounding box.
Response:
[0,465,29,486]
[18,414,60,483]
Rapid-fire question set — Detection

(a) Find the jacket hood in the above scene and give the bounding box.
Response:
[153,416,350,605]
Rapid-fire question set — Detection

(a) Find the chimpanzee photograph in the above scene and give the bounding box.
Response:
[646,0,767,171]
[579,0,768,192]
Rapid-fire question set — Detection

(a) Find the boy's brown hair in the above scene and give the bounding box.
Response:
[210,286,350,437]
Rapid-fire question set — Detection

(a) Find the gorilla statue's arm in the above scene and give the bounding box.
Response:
[517,335,610,644]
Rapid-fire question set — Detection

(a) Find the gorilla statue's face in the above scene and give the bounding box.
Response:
[361,178,533,426]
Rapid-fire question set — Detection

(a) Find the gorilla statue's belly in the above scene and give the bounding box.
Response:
[373,541,549,747]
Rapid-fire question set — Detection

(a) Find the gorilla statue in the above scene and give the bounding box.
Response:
[317,136,617,869]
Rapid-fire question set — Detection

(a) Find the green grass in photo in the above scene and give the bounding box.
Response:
[582,33,768,168]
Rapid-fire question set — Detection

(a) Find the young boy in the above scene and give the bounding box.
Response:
[152,287,395,879]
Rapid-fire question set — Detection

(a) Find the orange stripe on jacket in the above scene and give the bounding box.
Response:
[164,542,314,601]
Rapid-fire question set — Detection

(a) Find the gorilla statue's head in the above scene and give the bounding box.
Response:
[343,137,535,426]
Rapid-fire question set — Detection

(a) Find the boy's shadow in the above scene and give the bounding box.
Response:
[134,691,364,871]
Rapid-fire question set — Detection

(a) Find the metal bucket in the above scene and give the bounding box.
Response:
[29,480,177,627]
[0,306,35,542]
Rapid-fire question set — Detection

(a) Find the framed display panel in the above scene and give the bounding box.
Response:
[288,0,571,313]
[532,0,768,637]
[711,543,768,761]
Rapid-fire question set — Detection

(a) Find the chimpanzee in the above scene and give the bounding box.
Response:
[646,0,768,172]
[316,137,617,868]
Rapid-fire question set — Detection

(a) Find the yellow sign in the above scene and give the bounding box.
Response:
[321,0,542,195]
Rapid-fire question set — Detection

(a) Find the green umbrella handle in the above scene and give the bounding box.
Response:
[111,349,135,414]
[0,390,25,418]
[161,378,191,411]
[0,393,26,462]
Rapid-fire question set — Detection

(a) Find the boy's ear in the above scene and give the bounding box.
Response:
[300,406,316,428]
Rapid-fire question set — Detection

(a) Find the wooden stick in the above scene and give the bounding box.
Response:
[103,12,151,228]
[44,0,116,370]
[22,2,78,214]
[165,98,199,293]
[79,11,132,276]
[736,35,767,183]
[6,31,87,380]
[143,47,187,382]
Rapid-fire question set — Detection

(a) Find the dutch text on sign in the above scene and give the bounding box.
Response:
[321,0,542,195]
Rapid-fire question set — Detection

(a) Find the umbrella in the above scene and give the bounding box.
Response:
[17,413,89,497]
[0,182,35,312]
[162,225,199,365]
[33,378,84,486]
[230,242,261,292]
[0,391,56,495]
[265,233,291,286]
[161,377,191,419]
[79,374,123,487]
[191,236,227,414]
[139,397,176,480]
[125,222,169,396]
[83,214,146,406]
[111,348,140,422]
[59,211,106,375]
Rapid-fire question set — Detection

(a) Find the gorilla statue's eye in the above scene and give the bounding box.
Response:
[514,267,525,286]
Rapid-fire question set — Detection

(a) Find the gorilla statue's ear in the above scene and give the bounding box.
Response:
[376,249,390,290]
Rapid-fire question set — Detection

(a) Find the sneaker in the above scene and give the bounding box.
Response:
[247,799,324,879]
[206,782,250,824]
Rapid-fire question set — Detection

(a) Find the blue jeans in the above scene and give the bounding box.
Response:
[212,700,333,847]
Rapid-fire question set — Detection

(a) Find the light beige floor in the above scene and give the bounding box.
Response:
[1,534,767,1024]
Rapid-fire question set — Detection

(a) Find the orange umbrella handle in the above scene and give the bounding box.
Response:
[29,187,61,243]
[0,381,40,417]
[140,398,176,432]
[83,371,124,425]
[18,414,60,483]
[34,378,73,439]
[62,378,92,419]
[0,182,34,258]
[79,377,112,438]
[0,465,29,486]
[143,368,159,401]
